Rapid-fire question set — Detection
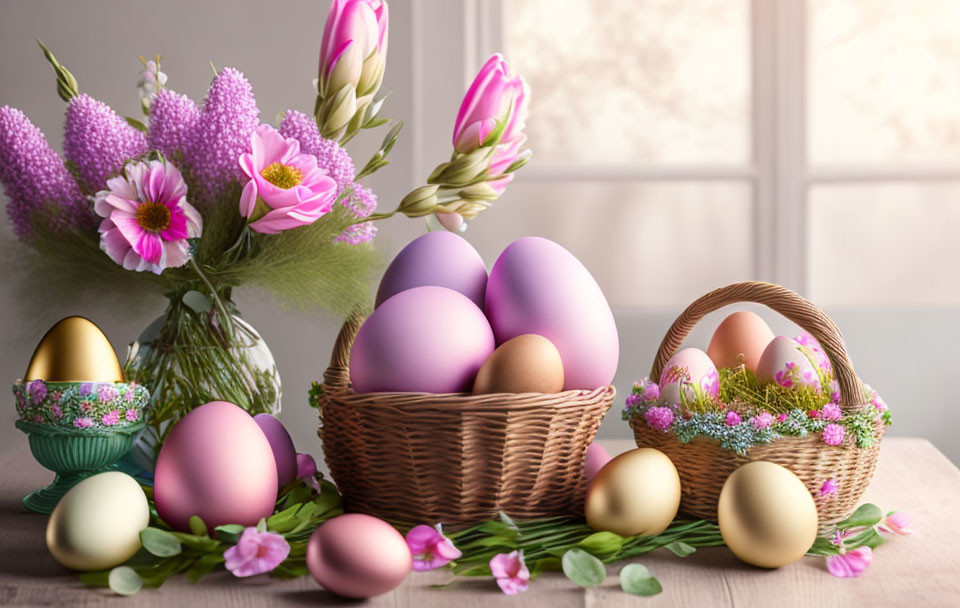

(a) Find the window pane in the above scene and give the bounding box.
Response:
[808,183,960,306]
[809,0,960,164]
[467,181,753,308]
[502,0,750,165]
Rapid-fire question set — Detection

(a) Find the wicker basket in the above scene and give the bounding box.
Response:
[629,282,884,528]
[318,313,615,527]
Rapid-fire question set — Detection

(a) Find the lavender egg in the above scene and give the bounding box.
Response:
[254,413,298,486]
[485,237,619,391]
[375,231,488,310]
[350,286,495,393]
[154,402,277,532]
[307,513,411,599]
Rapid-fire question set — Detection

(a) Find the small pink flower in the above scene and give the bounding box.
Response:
[101,410,120,426]
[777,413,788,423]
[124,388,135,401]
[725,411,742,426]
[49,390,62,402]
[808,409,821,419]
[238,125,338,234]
[751,412,775,430]
[822,423,845,446]
[624,393,641,409]
[296,453,321,493]
[33,414,43,423]
[406,524,462,571]
[124,408,140,422]
[820,478,838,497]
[73,417,94,429]
[878,511,913,536]
[644,406,675,431]
[873,396,888,412]
[51,405,63,418]
[223,527,290,577]
[489,550,529,595]
[27,379,47,403]
[821,402,842,421]
[826,546,873,578]
[98,384,118,403]
[81,401,93,413]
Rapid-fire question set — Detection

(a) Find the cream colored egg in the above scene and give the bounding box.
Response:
[718,461,818,568]
[46,472,149,571]
[585,448,681,537]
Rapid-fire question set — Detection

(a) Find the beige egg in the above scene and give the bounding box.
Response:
[707,311,775,372]
[718,461,818,568]
[472,334,564,394]
[585,448,681,537]
[46,472,149,571]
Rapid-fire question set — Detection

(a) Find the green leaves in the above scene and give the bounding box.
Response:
[664,541,697,557]
[561,549,606,588]
[214,524,245,544]
[140,528,182,557]
[839,503,883,530]
[578,531,624,558]
[188,515,208,537]
[620,564,662,597]
[108,566,144,596]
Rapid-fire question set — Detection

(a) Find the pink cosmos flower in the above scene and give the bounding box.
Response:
[826,546,873,578]
[822,423,845,446]
[644,406,675,431]
[725,411,742,426]
[489,550,529,595]
[406,524,462,571]
[751,412,775,430]
[820,478,838,497]
[821,402,842,421]
[878,511,913,536]
[73,417,94,429]
[223,527,290,577]
[94,159,202,274]
[238,125,338,234]
[101,410,120,426]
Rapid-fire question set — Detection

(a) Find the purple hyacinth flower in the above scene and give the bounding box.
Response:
[185,68,259,205]
[0,106,93,239]
[278,110,355,191]
[63,94,148,193]
[334,220,377,245]
[148,89,199,161]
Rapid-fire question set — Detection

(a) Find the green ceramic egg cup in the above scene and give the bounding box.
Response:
[15,420,146,513]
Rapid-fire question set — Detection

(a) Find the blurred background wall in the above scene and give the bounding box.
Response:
[1,0,958,464]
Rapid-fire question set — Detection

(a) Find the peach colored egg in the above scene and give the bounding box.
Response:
[154,402,278,532]
[707,311,775,372]
[756,337,821,390]
[659,348,720,405]
[472,334,564,394]
[307,514,411,599]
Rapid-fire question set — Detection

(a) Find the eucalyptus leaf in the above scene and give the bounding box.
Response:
[182,290,212,313]
[140,527,182,557]
[664,541,697,557]
[561,549,606,588]
[108,566,144,596]
[188,515,208,537]
[839,503,883,529]
[620,564,662,597]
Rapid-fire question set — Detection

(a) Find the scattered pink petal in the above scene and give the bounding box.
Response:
[406,524,462,571]
[223,527,290,577]
[820,478,838,497]
[826,546,873,578]
[489,550,529,595]
[878,511,913,536]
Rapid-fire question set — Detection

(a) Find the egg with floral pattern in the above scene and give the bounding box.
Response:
[659,348,719,405]
[756,337,821,390]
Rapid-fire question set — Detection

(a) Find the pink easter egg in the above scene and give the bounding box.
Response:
[756,336,822,390]
[254,413,298,486]
[584,443,612,482]
[659,348,720,405]
[485,237,619,391]
[307,513,412,599]
[350,286,495,393]
[154,401,278,532]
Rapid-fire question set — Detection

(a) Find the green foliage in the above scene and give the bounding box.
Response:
[561,549,606,587]
[619,564,662,596]
[716,366,833,415]
[108,566,144,596]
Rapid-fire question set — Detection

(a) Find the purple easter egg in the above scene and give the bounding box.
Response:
[375,231,488,310]
[584,443,612,482]
[254,413,298,486]
[485,237,619,391]
[350,286,495,393]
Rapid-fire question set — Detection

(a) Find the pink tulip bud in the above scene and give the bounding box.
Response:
[453,54,528,156]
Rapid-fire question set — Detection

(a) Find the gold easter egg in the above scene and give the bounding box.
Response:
[585,448,681,537]
[25,317,123,382]
[718,461,818,568]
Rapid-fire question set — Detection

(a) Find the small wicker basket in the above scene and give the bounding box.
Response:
[630,282,884,528]
[318,313,615,527]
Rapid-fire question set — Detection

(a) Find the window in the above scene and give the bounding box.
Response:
[454,0,960,308]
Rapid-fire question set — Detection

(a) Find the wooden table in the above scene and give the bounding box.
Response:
[1,438,958,607]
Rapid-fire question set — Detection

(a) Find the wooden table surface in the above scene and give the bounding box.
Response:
[1,438,958,607]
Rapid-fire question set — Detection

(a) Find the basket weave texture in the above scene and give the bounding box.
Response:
[630,282,883,527]
[319,313,614,527]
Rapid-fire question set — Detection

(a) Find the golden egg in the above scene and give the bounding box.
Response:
[707,311,774,372]
[46,472,149,570]
[25,317,123,382]
[718,461,818,568]
[472,334,564,394]
[585,448,681,537]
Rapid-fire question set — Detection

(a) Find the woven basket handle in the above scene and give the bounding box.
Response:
[649,281,865,412]
[323,310,367,390]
